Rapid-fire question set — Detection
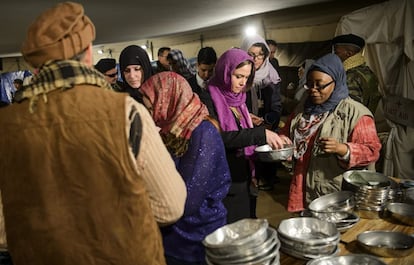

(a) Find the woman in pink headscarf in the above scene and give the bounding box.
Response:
[140,71,231,265]
[206,48,291,222]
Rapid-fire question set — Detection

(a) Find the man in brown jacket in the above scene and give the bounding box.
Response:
[0,2,186,265]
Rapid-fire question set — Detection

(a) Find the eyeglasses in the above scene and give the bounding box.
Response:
[304,80,335,91]
[105,72,118,78]
[248,53,265,60]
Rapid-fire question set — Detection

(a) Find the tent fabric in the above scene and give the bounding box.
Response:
[335,0,414,179]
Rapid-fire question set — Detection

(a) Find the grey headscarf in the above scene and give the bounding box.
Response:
[240,34,281,87]
[304,54,349,115]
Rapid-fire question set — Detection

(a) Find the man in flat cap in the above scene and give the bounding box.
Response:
[0,2,187,265]
[332,33,382,115]
[94,58,123,91]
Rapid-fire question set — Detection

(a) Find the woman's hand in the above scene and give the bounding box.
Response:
[318,137,348,156]
[250,113,264,126]
[265,129,292,149]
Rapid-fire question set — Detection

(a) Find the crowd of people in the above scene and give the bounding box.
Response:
[0,2,384,265]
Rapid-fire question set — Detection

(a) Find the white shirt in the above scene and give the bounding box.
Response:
[196,74,207,90]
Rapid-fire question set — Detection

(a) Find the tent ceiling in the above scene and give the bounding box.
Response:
[0,0,361,57]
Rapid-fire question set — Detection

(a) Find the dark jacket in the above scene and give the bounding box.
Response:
[204,99,267,183]
[247,82,282,131]
[187,75,216,116]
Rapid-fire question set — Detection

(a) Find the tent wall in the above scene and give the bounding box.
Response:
[336,0,414,178]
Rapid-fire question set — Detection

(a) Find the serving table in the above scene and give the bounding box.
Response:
[279,216,414,265]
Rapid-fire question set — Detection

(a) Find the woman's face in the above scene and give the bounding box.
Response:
[123,65,143,88]
[231,63,252,93]
[248,46,265,70]
[306,71,335,105]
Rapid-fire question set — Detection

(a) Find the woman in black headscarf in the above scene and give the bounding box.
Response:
[279,53,381,213]
[119,45,154,103]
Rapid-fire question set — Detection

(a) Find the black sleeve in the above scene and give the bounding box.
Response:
[270,82,282,114]
[128,105,143,157]
[221,126,266,149]
[263,82,282,131]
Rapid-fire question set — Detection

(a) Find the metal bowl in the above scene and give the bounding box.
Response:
[403,187,414,204]
[357,230,414,257]
[206,239,279,265]
[309,191,355,222]
[309,191,355,212]
[277,217,339,245]
[255,144,294,162]
[203,218,268,255]
[205,227,278,261]
[386,202,414,226]
[281,243,340,261]
[334,212,360,232]
[306,254,387,265]
[278,232,338,255]
[342,170,390,190]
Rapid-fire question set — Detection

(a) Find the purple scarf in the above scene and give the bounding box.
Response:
[208,48,256,156]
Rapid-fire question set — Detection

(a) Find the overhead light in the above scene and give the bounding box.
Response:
[141,45,147,50]
[245,26,257,36]
[97,49,104,54]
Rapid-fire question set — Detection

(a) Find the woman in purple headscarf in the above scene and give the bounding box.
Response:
[279,53,381,213]
[207,48,291,222]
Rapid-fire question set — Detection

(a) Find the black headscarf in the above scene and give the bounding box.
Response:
[119,45,153,102]
[304,53,349,115]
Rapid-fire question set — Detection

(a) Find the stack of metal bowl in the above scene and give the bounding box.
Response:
[308,191,359,232]
[306,254,387,265]
[203,218,280,265]
[342,170,391,219]
[277,217,340,260]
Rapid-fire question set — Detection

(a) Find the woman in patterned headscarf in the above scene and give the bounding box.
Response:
[206,48,290,223]
[139,71,231,265]
[167,49,196,80]
[279,53,381,212]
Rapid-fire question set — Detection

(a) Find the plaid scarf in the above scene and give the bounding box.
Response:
[15,60,112,113]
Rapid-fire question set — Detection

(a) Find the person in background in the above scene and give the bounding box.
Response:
[11,79,24,103]
[0,2,187,264]
[206,48,291,223]
[294,59,315,103]
[12,79,23,91]
[94,58,122,91]
[140,72,230,265]
[167,49,196,80]
[241,34,283,192]
[119,45,154,103]
[187,46,217,116]
[279,53,381,213]
[266,39,280,71]
[332,33,381,115]
[154,47,171,73]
